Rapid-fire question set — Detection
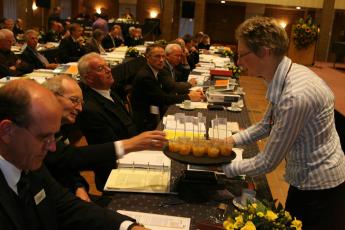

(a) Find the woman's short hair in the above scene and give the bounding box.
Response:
[235,16,289,59]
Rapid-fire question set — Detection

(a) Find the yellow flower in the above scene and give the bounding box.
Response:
[291,218,302,230]
[240,221,256,230]
[234,215,244,228]
[284,211,292,221]
[265,210,278,221]
[257,212,264,217]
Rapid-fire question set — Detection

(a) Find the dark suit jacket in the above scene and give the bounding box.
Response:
[44,124,117,191]
[175,63,191,82]
[131,64,189,131]
[0,49,32,78]
[85,38,103,54]
[21,46,46,70]
[58,36,86,63]
[102,34,123,50]
[159,61,191,95]
[78,85,138,145]
[0,166,134,230]
[45,30,61,43]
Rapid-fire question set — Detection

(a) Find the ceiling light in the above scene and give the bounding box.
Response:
[296,6,301,10]
[221,1,226,3]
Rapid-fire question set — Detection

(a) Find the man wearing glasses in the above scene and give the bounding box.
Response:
[75,53,167,189]
[43,74,167,198]
[222,17,345,229]
[0,79,148,230]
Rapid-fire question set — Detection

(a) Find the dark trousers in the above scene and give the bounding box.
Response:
[285,181,345,230]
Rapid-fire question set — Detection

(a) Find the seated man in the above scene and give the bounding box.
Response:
[160,43,196,95]
[131,44,204,131]
[85,29,106,54]
[45,20,62,43]
[0,29,32,78]
[58,23,86,63]
[21,29,59,70]
[0,79,148,230]
[44,75,166,192]
[102,25,124,50]
[182,34,199,70]
[76,53,167,183]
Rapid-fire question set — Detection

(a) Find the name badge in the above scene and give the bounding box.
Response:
[150,105,159,115]
[34,189,46,205]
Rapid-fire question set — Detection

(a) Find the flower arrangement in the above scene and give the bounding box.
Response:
[155,39,168,47]
[222,47,235,59]
[223,201,302,230]
[292,15,318,50]
[228,65,241,79]
[126,47,140,58]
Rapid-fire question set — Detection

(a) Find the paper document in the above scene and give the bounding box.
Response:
[104,168,171,193]
[117,210,191,230]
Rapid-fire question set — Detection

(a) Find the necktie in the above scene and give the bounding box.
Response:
[17,172,42,230]
[34,51,49,66]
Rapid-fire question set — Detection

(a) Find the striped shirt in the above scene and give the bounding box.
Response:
[222,56,345,190]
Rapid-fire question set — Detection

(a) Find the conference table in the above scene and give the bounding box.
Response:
[107,101,273,229]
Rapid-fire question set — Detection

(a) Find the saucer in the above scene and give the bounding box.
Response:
[179,105,195,110]
[227,107,242,112]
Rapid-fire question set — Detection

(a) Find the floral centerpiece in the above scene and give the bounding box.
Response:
[228,65,241,79]
[155,39,168,47]
[223,201,302,230]
[292,15,318,50]
[126,47,140,58]
[222,47,235,59]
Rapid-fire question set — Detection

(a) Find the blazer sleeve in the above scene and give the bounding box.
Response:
[45,141,116,172]
[37,166,134,230]
[159,69,191,94]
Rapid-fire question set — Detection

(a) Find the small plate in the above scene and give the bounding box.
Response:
[227,107,242,112]
[232,196,257,210]
[179,105,195,110]
[163,145,235,165]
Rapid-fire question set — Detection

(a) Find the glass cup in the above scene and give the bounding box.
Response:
[218,140,233,157]
[191,138,207,157]
[206,140,220,158]
[178,136,192,155]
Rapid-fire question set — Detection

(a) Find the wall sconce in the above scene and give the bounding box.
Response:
[95,7,102,14]
[279,21,287,29]
[150,10,158,18]
[32,1,38,11]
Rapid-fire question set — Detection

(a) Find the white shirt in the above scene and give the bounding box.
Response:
[223,56,345,190]
[0,155,21,194]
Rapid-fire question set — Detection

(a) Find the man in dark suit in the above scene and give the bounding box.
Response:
[85,29,106,54]
[0,29,32,78]
[58,23,86,63]
[102,25,124,51]
[131,44,204,132]
[160,43,197,95]
[0,79,148,230]
[45,20,62,43]
[21,29,59,71]
[44,74,166,193]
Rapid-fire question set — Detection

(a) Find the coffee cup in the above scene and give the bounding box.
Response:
[240,188,256,206]
[183,100,191,108]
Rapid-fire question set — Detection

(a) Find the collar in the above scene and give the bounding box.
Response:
[91,88,114,102]
[0,155,21,194]
[266,56,292,105]
[165,60,174,71]
[148,64,159,79]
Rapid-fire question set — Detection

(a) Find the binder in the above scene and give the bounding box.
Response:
[104,150,172,193]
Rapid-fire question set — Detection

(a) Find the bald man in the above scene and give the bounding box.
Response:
[0,79,148,230]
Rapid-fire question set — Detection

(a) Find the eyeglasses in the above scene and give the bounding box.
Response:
[238,51,252,59]
[94,63,111,73]
[14,123,56,146]
[56,92,84,106]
